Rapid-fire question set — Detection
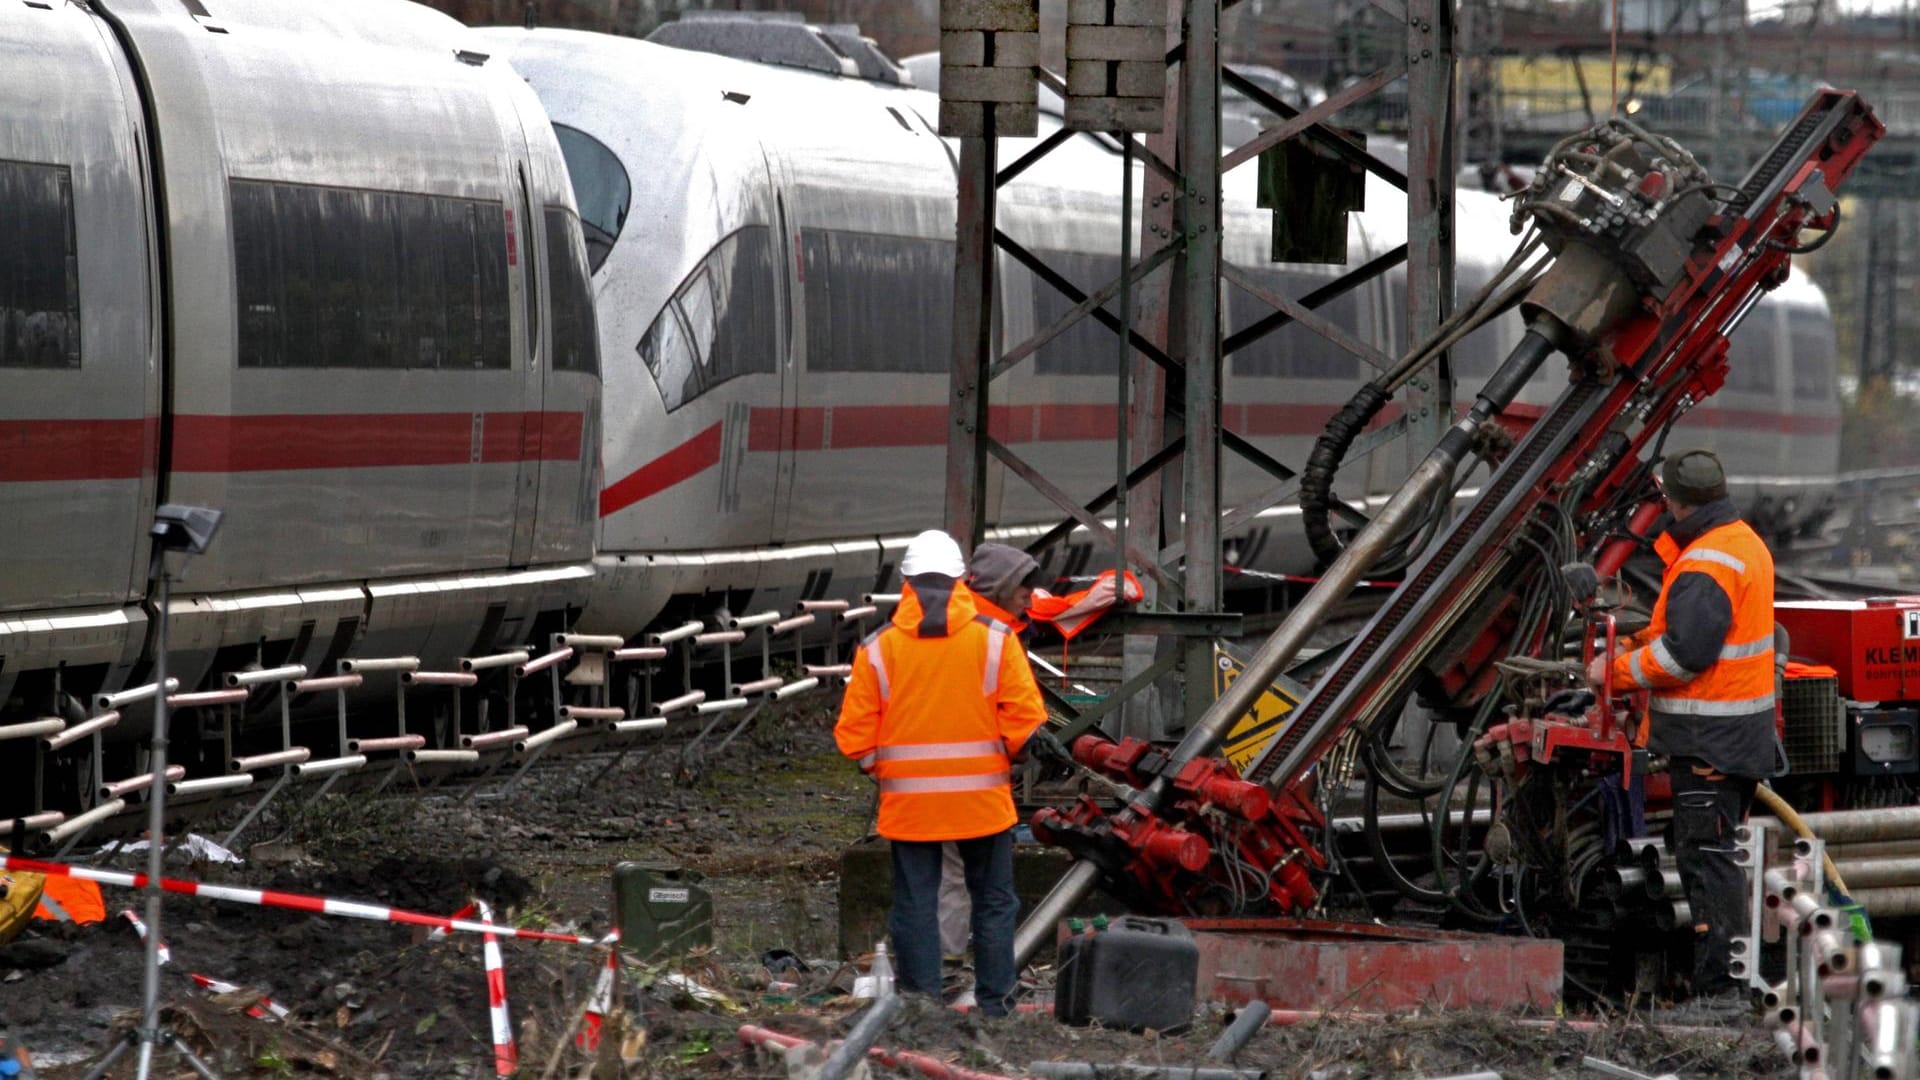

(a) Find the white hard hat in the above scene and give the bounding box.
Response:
[900,529,965,579]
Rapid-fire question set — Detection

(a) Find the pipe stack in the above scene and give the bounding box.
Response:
[1756,807,1920,917]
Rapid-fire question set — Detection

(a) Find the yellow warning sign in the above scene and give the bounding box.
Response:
[1211,641,1304,776]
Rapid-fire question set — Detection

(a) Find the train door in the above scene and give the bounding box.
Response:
[768,171,801,544]
[508,162,545,567]
[0,1,159,623]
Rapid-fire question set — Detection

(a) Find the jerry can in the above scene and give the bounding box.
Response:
[612,864,713,959]
[1055,915,1197,1032]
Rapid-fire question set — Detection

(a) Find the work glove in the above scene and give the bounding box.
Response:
[1024,726,1076,781]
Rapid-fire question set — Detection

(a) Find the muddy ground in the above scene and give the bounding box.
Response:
[0,698,1789,1078]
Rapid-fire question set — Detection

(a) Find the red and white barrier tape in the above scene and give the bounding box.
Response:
[475,898,518,1078]
[1,855,597,946]
[123,909,289,1020]
[120,909,171,967]
[427,901,478,942]
[577,930,620,1051]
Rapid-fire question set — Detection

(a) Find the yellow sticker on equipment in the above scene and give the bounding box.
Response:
[1211,641,1304,776]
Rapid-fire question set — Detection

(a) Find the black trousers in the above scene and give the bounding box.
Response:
[1668,756,1758,996]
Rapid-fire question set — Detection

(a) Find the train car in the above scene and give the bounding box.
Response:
[480,20,1843,641]
[0,0,599,770]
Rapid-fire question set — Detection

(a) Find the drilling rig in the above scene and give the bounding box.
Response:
[1022,90,1885,994]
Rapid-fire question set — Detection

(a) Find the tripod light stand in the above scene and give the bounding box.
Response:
[84,505,222,1080]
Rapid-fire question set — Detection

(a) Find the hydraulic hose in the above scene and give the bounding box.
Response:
[1755,783,1852,897]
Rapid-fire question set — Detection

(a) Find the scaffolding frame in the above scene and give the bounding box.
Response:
[942,0,1457,738]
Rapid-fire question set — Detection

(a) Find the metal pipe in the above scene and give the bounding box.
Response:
[408,749,480,765]
[696,698,750,714]
[731,677,783,697]
[515,720,578,753]
[1759,807,1920,844]
[694,630,746,646]
[225,664,307,688]
[348,735,425,754]
[558,705,623,722]
[39,799,124,847]
[863,593,901,605]
[463,727,528,750]
[648,621,704,645]
[232,749,309,773]
[612,718,668,735]
[1644,867,1685,899]
[46,711,117,750]
[168,689,249,708]
[1820,839,1920,860]
[1012,334,1559,968]
[170,775,254,798]
[402,671,478,687]
[612,646,667,662]
[1827,856,1920,890]
[289,674,361,694]
[95,678,179,711]
[103,766,185,800]
[460,651,530,672]
[817,994,903,1080]
[1849,886,1920,917]
[799,599,849,613]
[775,677,821,700]
[0,811,65,834]
[841,605,879,622]
[806,664,854,678]
[724,611,782,630]
[1207,1000,1271,1062]
[291,755,365,778]
[557,633,625,649]
[0,718,64,742]
[1607,866,1647,891]
[771,614,816,636]
[337,656,419,674]
[514,647,573,678]
[653,690,706,717]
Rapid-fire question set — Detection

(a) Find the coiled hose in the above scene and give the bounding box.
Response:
[1301,381,1395,567]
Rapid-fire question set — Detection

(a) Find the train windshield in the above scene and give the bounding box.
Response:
[553,124,630,273]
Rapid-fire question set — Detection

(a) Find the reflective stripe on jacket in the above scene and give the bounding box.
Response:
[833,578,1048,841]
[1608,498,1783,778]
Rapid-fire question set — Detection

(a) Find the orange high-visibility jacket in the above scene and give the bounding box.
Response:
[1609,500,1782,778]
[34,873,105,925]
[834,579,1048,842]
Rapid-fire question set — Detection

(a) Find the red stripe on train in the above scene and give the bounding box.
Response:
[0,412,583,482]
[0,419,151,482]
[171,412,584,472]
[598,422,723,518]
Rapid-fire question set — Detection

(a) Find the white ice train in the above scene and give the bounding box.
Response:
[479,21,1841,637]
[0,5,1840,811]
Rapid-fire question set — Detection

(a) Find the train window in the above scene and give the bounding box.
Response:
[636,226,777,409]
[1226,268,1361,379]
[544,207,600,375]
[553,124,630,273]
[1724,312,1778,393]
[0,159,81,368]
[1788,306,1835,400]
[232,179,510,369]
[801,228,952,373]
[1033,251,1125,376]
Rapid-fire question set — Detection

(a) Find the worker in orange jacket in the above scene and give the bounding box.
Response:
[936,544,1051,972]
[835,530,1049,1016]
[1587,449,1785,999]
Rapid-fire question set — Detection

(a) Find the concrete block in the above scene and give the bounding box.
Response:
[1068,0,1169,26]
[836,837,1125,961]
[941,0,1039,33]
[942,65,1038,104]
[1066,23,1165,62]
[990,29,1040,67]
[1065,95,1165,132]
[941,30,986,67]
[1067,58,1164,97]
[939,100,1039,137]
